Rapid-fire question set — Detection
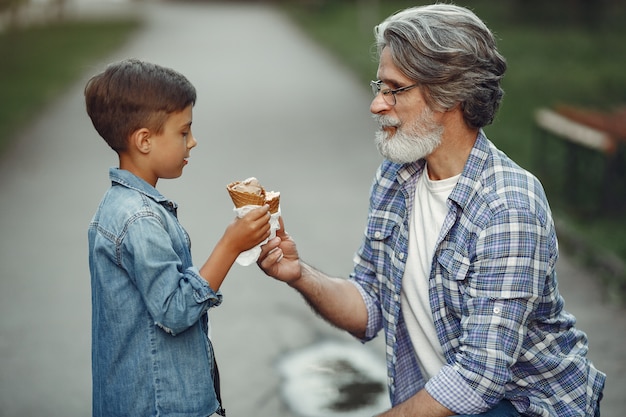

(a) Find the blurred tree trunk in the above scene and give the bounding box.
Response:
[579,0,604,29]
[0,0,28,29]
[50,0,67,22]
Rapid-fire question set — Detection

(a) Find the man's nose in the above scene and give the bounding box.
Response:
[370,93,392,114]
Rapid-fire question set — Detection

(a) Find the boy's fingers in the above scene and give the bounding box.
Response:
[241,205,270,220]
[255,204,270,215]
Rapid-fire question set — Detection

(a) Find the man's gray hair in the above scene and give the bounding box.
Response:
[374,4,506,128]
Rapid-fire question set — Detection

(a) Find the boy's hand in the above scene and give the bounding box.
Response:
[223,205,271,254]
[257,217,302,284]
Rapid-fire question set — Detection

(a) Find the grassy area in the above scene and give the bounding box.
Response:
[0,17,141,154]
[281,0,626,302]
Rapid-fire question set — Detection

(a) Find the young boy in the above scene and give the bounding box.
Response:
[85,59,270,417]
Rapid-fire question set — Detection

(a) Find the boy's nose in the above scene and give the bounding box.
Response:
[188,134,198,149]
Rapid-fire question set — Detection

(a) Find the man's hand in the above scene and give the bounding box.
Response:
[257,217,302,285]
[258,217,369,336]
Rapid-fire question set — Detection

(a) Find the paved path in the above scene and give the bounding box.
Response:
[0,2,623,416]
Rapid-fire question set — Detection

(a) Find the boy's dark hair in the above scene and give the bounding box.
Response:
[85,59,197,152]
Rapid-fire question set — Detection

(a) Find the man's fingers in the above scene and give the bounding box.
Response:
[276,216,287,238]
[257,245,282,270]
[268,247,284,263]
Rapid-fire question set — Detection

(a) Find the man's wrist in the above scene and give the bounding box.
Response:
[286,260,309,288]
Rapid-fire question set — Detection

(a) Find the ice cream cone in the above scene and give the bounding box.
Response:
[265,191,281,214]
[227,182,266,208]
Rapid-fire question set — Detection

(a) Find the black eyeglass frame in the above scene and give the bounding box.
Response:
[370,80,420,106]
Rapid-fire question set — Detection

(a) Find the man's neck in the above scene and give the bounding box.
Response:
[426,116,478,181]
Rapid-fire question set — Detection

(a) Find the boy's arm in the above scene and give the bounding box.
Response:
[118,206,268,336]
[199,205,271,291]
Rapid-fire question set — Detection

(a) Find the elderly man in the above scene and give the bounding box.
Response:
[258,4,605,416]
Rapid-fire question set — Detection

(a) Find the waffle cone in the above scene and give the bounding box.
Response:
[227,182,266,208]
[265,192,281,214]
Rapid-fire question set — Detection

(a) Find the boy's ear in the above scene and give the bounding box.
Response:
[129,128,152,154]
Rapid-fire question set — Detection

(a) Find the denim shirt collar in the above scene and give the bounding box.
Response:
[109,167,178,210]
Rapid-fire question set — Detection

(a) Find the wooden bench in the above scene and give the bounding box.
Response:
[534,106,625,213]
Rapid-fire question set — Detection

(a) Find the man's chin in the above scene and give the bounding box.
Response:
[376,138,431,164]
[376,127,401,148]
[376,143,415,164]
[385,155,421,164]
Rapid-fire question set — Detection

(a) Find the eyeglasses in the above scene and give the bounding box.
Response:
[370,80,420,106]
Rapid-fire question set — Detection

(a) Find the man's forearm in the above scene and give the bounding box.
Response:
[289,262,368,337]
[375,389,454,417]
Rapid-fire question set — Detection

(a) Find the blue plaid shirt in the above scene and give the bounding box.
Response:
[350,131,605,416]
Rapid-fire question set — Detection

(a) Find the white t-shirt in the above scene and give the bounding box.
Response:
[401,165,460,380]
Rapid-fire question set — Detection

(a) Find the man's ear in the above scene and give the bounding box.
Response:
[130,128,152,154]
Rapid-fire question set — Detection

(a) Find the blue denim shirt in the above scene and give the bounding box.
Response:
[89,168,223,417]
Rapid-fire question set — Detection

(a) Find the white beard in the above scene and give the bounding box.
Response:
[373,108,443,164]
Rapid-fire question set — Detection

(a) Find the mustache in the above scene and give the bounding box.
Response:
[372,114,401,128]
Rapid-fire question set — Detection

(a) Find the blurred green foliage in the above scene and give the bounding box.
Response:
[0,17,140,154]
[281,0,626,299]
